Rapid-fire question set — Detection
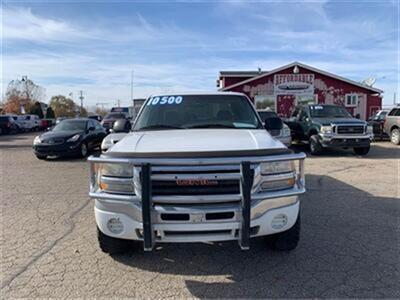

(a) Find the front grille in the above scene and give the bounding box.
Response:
[42,138,64,144]
[336,125,365,135]
[149,166,242,199]
[152,179,240,195]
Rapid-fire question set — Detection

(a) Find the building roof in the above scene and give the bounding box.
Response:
[219,70,269,77]
[220,61,383,94]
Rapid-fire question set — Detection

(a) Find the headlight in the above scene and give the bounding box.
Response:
[320,126,332,134]
[260,161,294,175]
[100,163,133,177]
[67,134,81,142]
[33,136,41,145]
[97,163,134,194]
[367,125,373,134]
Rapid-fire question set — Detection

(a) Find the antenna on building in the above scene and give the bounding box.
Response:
[361,77,376,87]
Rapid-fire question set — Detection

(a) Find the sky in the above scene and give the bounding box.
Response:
[2,0,399,109]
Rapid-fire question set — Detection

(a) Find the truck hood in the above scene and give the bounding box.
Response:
[108,129,287,157]
[312,118,367,126]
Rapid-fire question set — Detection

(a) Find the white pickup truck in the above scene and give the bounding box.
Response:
[88,92,306,254]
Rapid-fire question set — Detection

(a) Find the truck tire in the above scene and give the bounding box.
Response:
[269,215,300,251]
[309,135,322,155]
[390,128,400,145]
[97,228,132,255]
[353,146,370,155]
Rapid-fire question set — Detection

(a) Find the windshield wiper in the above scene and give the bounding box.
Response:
[187,124,237,129]
[138,124,183,130]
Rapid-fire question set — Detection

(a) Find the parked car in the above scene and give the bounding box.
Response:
[33,118,107,159]
[368,109,389,140]
[383,106,400,145]
[88,114,103,122]
[101,119,131,152]
[39,119,54,130]
[101,112,131,133]
[9,115,25,132]
[285,104,373,155]
[257,110,291,146]
[88,92,306,254]
[0,115,20,134]
[18,114,41,131]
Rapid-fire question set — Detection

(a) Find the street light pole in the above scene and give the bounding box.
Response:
[79,90,84,116]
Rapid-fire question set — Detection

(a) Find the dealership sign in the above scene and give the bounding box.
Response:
[274,74,314,95]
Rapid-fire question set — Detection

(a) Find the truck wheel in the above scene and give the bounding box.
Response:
[390,128,400,145]
[97,228,132,255]
[269,215,300,251]
[353,146,370,155]
[309,135,322,155]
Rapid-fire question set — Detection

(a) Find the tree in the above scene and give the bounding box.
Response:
[45,107,55,119]
[3,77,45,115]
[49,95,77,117]
[2,94,25,114]
[30,101,44,119]
[7,77,45,104]
[80,107,88,117]
[95,107,108,117]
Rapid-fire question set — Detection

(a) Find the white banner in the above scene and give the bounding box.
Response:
[274,74,314,95]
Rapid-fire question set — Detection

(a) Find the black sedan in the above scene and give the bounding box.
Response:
[33,118,106,159]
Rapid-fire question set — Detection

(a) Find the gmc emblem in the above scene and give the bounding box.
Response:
[176,179,218,186]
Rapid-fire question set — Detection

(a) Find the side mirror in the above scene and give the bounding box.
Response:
[264,117,283,131]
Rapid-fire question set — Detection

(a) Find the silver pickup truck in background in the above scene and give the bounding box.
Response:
[88,92,306,254]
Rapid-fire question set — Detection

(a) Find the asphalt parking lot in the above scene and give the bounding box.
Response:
[1,132,399,298]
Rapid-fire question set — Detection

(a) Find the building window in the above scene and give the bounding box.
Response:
[255,95,276,111]
[345,94,359,107]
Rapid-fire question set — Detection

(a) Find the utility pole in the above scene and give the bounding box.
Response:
[79,90,84,115]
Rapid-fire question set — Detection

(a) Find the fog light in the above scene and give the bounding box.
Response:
[107,218,124,234]
[271,214,288,229]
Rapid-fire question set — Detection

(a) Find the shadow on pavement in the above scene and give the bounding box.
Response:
[112,174,399,298]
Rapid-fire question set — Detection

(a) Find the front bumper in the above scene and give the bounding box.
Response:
[319,133,372,148]
[33,142,80,156]
[88,152,306,250]
[95,197,300,243]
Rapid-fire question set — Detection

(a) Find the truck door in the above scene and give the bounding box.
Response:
[286,107,303,140]
[297,107,311,140]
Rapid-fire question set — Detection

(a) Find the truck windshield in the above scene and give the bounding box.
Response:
[134,95,262,130]
[309,105,352,118]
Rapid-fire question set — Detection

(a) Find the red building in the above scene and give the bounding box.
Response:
[218,62,383,120]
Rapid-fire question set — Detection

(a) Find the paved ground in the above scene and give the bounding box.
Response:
[1,132,399,298]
